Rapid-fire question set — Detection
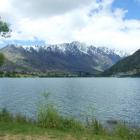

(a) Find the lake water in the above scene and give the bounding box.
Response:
[0,78,140,125]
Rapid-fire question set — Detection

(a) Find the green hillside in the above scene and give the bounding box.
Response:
[103,49,140,77]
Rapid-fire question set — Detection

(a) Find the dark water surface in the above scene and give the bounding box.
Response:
[0,78,140,125]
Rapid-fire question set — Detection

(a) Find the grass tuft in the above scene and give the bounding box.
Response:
[0,108,13,122]
[37,104,84,132]
[0,92,140,140]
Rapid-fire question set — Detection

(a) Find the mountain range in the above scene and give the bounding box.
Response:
[103,49,140,77]
[0,41,127,76]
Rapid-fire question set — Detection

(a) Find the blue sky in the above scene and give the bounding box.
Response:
[113,0,140,19]
[0,0,140,53]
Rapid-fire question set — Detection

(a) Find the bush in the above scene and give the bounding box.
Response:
[37,104,84,131]
[61,117,84,131]
[37,104,61,129]
[37,92,85,131]
[0,108,13,122]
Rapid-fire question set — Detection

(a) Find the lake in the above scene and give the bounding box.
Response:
[0,78,140,125]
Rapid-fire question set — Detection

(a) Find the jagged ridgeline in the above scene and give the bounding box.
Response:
[0,42,127,76]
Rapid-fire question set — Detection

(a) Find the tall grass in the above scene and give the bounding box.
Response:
[0,108,13,122]
[0,92,140,140]
[37,101,84,131]
[0,108,31,124]
[87,118,106,135]
[114,122,140,140]
[37,104,61,129]
[1,107,140,140]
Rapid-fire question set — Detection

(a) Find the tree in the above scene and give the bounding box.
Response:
[0,17,10,66]
[0,53,5,66]
[0,17,11,38]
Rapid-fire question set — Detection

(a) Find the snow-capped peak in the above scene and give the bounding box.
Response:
[98,47,129,57]
[13,41,128,58]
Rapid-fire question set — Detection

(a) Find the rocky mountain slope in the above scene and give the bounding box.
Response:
[0,41,127,75]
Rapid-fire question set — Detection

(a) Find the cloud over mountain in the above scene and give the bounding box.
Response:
[10,0,93,18]
[0,0,140,53]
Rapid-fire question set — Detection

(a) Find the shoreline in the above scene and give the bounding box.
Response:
[0,108,140,140]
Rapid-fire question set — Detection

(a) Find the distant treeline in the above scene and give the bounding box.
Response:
[0,71,98,78]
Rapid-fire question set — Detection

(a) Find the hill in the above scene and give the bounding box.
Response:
[103,49,140,77]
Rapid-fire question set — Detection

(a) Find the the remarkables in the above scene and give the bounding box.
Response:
[103,49,140,77]
[0,41,127,76]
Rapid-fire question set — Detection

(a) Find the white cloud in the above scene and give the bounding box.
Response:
[10,0,94,18]
[0,0,140,53]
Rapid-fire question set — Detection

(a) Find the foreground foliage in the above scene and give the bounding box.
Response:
[0,92,140,139]
[0,107,140,140]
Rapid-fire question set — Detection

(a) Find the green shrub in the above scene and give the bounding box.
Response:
[61,117,84,131]
[0,108,13,122]
[37,104,84,131]
[37,104,61,129]
[37,92,85,131]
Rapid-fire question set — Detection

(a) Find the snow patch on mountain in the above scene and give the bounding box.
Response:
[98,47,129,57]
[16,41,128,58]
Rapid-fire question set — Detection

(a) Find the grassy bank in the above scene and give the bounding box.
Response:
[0,107,140,140]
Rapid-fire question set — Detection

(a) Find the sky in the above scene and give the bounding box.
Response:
[0,0,140,53]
